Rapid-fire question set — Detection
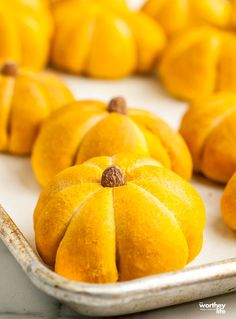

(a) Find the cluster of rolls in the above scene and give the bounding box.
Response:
[0,0,166,77]
[2,0,236,284]
[0,60,207,283]
[3,0,236,85]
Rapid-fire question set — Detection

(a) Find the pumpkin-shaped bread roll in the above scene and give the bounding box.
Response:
[142,0,231,38]
[34,153,205,283]
[51,0,166,78]
[221,171,236,230]
[159,26,236,100]
[0,62,73,155]
[180,92,236,183]
[142,0,189,37]
[0,0,53,70]
[189,0,231,28]
[32,97,192,186]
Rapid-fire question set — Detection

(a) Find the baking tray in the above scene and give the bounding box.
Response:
[1,74,236,317]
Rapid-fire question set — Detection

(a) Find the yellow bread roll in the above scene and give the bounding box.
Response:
[142,0,231,37]
[51,0,166,78]
[34,152,205,283]
[180,92,236,183]
[0,62,73,155]
[142,0,189,37]
[32,97,192,186]
[159,27,236,100]
[0,0,53,70]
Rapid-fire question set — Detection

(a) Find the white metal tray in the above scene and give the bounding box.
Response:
[1,74,236,316]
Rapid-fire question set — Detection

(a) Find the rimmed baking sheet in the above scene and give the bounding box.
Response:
[1,74,236,316]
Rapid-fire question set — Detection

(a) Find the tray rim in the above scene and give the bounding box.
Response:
[1,204,236,316]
